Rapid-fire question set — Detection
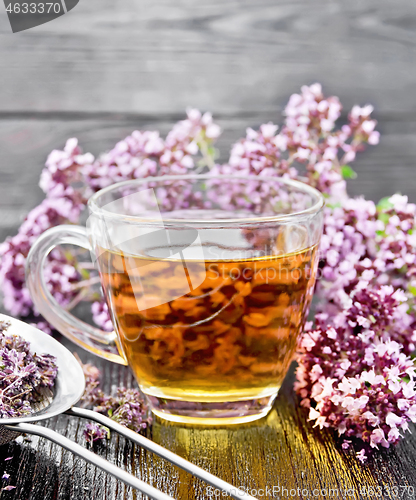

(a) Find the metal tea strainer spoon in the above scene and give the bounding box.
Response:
[0,315,257,500]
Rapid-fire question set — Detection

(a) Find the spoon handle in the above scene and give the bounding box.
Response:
[68,407,257,500]
[5,422,175,500]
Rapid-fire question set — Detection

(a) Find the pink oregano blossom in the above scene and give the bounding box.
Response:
[296,286,416,452]
[0,110,220,324]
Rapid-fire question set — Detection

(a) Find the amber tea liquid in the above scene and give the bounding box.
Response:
[97,245,318,407]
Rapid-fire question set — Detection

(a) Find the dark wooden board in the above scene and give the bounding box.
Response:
[1,114,416,245]
[0,340,415,500]
[1,0,416,115]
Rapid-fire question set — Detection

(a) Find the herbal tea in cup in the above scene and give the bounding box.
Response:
[26,175,324,424]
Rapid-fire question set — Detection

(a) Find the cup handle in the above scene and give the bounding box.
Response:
[25,225,127,365]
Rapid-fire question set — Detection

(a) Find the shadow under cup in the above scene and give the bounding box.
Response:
[27,174,324,425]
[89,175,324,424]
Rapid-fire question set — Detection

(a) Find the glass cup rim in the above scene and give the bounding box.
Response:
[88,174,325,226]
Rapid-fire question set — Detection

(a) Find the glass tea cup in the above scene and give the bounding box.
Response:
[26,174,324,424]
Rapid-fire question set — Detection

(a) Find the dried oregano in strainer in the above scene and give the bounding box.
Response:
[0,321,58,418]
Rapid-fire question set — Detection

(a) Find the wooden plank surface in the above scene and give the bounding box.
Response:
[1,0,416,498]
[1,0,416,115]
[0,341,415,500]
[1,114,416,246]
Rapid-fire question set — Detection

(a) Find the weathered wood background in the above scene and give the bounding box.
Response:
[0,0,416,498]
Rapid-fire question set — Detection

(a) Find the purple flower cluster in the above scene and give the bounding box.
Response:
[0,320,58,418]
[78,359,151,444]
[83,108,220,192]
[283,84,379,197]
[211,83,379,210]
[316,195,416,352]
[294,192,416,454]
[295,286,416,452]
[0,138,88,317]
[91,300,113,332]
[0,110,221,326]
[0,199,81,317]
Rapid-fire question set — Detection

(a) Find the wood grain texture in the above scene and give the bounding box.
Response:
[0,342,415,500]
[1,0,416,115]
[1,113,416,244]
[1,0,416,498]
